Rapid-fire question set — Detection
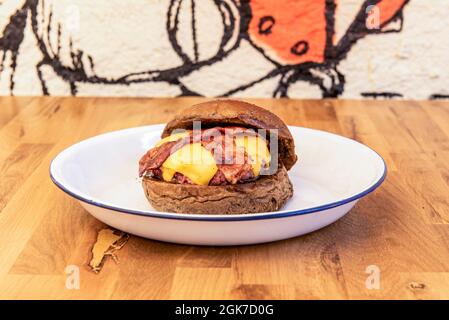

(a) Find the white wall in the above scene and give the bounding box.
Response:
[0,0,447,99]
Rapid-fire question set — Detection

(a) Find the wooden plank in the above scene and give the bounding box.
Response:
[0,143,53,212]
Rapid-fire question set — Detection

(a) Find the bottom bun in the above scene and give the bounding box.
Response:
[142,165,293,214]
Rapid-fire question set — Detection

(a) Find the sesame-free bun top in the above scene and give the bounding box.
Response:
[161,100,298,170]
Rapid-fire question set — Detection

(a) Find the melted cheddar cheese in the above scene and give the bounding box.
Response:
[157,131,271,185]
[235,135,271,176]
[161,143,218,185]
[155,130,191,147]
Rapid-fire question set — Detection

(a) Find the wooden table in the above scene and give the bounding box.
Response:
[0,96,448,300]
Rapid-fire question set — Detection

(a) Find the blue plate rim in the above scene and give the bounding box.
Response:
[49,126,387,222]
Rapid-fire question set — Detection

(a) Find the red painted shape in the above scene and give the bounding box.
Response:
[375,0,407,26]
[248,0,328,65]
[247,0,407,66]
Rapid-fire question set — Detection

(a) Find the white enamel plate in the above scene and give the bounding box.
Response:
[50,125,386,245]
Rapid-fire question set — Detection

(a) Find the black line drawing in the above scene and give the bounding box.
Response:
[0,0,411,98]
[361,92,404,99]
[429,94,449,100]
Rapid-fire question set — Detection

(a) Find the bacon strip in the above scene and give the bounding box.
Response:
[139,141,178,177]
[139,127,266,184]
[209,170,227,185]
[218,163,255,184]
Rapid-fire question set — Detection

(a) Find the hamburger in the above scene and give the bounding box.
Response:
[139,100,297,214]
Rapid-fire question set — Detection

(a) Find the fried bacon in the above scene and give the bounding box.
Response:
[218,163,255,184]
[138,141,178,177]
[139,127,265,185]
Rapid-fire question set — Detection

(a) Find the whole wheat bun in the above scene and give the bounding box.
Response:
[142,99,297,214]
[143,164,293,214]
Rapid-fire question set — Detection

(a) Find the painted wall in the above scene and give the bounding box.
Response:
[0,0,447,100]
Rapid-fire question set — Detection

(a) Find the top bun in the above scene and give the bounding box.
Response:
[161,100,298,170]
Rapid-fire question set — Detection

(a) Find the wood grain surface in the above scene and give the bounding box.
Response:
[0,96,448,300]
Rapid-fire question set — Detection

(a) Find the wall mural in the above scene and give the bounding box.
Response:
[0,0,446,99]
